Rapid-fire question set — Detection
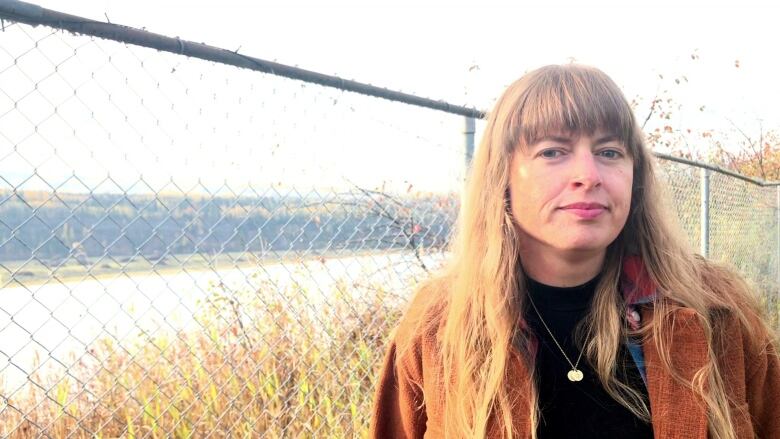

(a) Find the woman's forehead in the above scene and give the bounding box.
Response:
[522,126,622,145]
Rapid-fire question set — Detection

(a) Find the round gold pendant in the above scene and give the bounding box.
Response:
[567,369,584,382]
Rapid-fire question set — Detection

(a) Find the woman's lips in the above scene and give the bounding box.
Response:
[561,207,606,219]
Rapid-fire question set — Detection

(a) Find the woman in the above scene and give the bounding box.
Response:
[369,64,780,438]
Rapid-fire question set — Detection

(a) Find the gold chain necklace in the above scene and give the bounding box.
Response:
[527,293,586,382]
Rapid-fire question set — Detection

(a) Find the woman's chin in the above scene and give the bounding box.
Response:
[556,239,610,253]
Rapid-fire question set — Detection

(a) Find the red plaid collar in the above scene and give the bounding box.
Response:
[620,255,657,306]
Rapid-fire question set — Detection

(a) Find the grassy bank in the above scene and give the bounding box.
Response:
[1,270,406,438]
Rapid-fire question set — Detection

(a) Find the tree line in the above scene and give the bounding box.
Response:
[0,188,458,265]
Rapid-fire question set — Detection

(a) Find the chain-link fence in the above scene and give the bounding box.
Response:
[0,2,777,438]
[657,158,780,316]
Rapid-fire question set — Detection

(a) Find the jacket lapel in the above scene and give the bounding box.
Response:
[623,255,709,438]
[640,301,709,438]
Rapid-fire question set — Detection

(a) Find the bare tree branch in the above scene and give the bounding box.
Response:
[642,96,658,130]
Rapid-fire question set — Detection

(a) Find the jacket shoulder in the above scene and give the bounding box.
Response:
[697,261,780,437]
[369,279,449,439]
[391,279,449,369]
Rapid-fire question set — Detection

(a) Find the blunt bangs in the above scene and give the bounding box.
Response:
[509,65,637,157]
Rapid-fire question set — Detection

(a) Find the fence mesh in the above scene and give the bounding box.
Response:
[0,16,777,438]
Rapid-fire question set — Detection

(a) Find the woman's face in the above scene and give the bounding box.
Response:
[508,129,634,256]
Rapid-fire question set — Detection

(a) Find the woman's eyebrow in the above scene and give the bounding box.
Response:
[594,134,621,145]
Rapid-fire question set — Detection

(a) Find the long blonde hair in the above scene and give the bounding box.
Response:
[400,64,776,438]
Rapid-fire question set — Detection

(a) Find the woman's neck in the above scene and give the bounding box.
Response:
[519,246,605,287]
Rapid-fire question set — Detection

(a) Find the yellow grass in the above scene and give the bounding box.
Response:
[0,273,405,438]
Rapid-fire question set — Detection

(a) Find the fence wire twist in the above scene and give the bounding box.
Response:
[0,11,777,439]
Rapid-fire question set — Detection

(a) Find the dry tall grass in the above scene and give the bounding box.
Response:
[1,271,406,438]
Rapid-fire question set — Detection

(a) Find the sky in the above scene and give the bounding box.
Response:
[31,0,779,114]
[4,0,780,195]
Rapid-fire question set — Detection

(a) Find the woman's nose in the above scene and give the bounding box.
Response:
[571,152,602,189]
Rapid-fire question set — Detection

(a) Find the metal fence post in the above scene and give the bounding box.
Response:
[464,116,475,169]
[700,168,710,258]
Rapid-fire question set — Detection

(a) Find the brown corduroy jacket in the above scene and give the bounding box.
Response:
[370,300,780,439]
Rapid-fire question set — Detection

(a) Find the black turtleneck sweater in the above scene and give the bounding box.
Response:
[524,274,653,438]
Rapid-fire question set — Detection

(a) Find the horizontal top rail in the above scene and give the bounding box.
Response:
[0,0,485,118]
[653,152,780,187]
[1,0,778,187]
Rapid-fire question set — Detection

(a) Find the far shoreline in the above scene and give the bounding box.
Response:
[0,247,434,289]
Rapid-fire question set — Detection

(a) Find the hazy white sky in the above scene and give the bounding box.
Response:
[32,0,779,115]
[5,0,780,194]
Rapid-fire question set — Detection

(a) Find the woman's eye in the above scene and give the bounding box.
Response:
[540,149,562,159]
[598,149,622,159]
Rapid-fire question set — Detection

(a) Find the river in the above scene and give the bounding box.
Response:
[0,250,441,391]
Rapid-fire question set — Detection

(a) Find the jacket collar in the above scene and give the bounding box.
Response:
[622,255,709,438]
[620,254,657,306]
